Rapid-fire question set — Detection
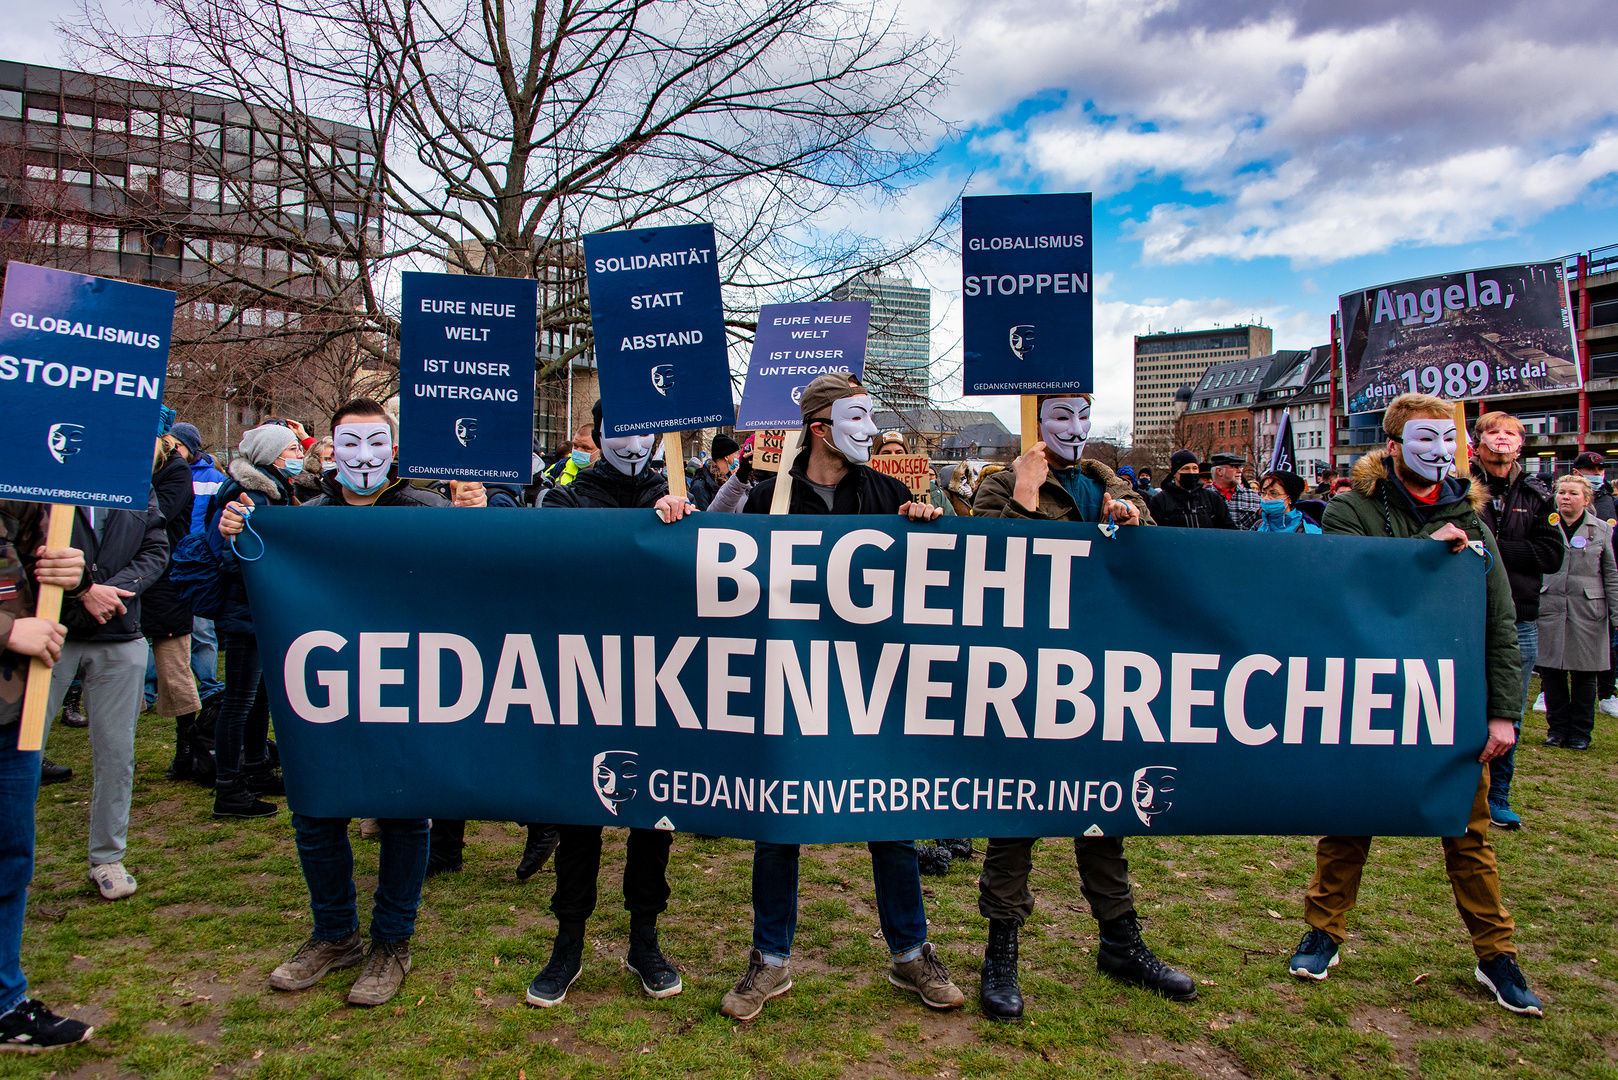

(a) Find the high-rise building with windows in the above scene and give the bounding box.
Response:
[834,270,931,410]
[1133,324,1272,435]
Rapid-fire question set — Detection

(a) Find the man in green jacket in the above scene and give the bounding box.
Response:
[1289,392,1543,1018]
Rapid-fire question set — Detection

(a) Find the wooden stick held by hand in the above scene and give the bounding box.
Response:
[19,503,74,752]
[664,433,687,500]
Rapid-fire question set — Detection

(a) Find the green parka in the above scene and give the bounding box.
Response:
[1322,449,1522,723]
[972,458,1152,524]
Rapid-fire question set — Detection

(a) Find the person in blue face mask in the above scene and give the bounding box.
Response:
[1256,470,1321,534]
[543,423,598,488]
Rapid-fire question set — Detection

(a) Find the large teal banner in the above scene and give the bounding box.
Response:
[241,508,1488,840]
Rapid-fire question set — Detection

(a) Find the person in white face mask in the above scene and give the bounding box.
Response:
[972,395,1145,527]
[1293,392,1544,1019]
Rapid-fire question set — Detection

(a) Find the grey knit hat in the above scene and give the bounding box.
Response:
[238,423,297,466]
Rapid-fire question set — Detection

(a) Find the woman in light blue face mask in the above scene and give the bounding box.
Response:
[1256,470,1322,534]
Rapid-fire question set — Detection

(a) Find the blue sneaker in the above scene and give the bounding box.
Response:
[1489,802,1523,830]
[1288,928,1340,980]
[1475,954,1543,1017]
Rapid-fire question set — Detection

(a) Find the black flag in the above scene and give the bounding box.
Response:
[1269,409,1296,476]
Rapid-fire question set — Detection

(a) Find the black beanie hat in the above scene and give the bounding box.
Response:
[1169,448,1199,474]
[710,434,740,460]
[1263,470,1306,503]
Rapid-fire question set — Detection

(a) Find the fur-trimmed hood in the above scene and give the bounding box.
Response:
[228,457,292,502]
[1349,448,1487,511]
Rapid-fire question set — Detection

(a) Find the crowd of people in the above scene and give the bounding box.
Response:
[4,382,1602,1050]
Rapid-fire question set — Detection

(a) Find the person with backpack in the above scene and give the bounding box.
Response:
[202,423,303,819]
[142,423,202,782]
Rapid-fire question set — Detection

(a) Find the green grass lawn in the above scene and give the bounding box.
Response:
[15,681,1618,1079]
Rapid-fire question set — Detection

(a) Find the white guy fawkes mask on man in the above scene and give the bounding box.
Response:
[601,430,656,475]
[333,420,395,496]
[823,394,878,463]
[1398,418,1457,484]
[1039,396,1092,463]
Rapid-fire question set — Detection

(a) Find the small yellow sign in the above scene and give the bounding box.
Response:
[1548,512,1560,525]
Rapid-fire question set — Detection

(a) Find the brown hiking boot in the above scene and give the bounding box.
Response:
[268,931,364,991]
[889,942,965,1009]
[347,940,412,1007]
[720,949,792,1021]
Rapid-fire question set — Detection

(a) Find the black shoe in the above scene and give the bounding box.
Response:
[244,763,286,796]
[1566,739,1592,751]
[916,843,953,876]
[58,686,88,729]
[40,758,72,785]
[0,998,93,1051]
[212,780,278,819]
[1543,734,1563,747]
[979,918,1024,1021]
[424,851,463,877]
[526,932,585,1007]
[166,713,196,782]
[1097,912,1197,1001]
[939,839,975,860]
[516,825,560,880]
[626,924,683,998]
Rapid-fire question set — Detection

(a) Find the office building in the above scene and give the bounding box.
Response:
[1133,324,1272,435]
[836,271,932,410]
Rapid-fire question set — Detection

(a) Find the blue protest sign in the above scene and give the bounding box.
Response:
[583,223,734,436]
[398,271,537,483]
[735,301,870,430]
[962,193,1093,395]
[243,509,1485,840]
[0,262,175,509]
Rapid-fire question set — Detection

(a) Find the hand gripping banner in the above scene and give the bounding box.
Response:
[242,510,1487,840]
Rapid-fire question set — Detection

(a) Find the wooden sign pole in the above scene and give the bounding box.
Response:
[769,427,803,515]
[1020,396,1039,454]
[664,432,687,500]
[18,503,75,752]
[1453,401,1470,480]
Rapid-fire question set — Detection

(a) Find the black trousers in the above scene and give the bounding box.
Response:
[1542,667,1599,743]
[978,836,1135,925]
[551,825,672,926]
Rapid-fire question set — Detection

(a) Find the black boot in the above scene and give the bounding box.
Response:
[244,760,286,796]
[515,824,560,880]
[979,918,1023,1021]
[166,713,196,781]
[625,922,683,998]
[59,684,88,728]
[213,779,278,819]
[1096,912,1197,1001]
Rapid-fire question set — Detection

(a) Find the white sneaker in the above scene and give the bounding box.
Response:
[1601,697,1618,718]
[88,862,137,900]
[1532,693,1546,713]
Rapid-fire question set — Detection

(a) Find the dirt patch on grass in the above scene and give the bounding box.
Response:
[1112,1033,1253,1078]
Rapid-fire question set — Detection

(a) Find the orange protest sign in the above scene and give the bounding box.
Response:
[869,452,933,496]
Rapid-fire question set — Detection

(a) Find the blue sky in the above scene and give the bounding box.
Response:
[888,0,1618,433]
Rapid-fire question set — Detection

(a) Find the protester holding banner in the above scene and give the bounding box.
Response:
[1471,412,1564,829]
[1148,451,1236,530]
[1294,392,1543,1018]
[1255,472,1321,534]
[724,373,963,1021]
[524,399,691,1009]
[1534,473,1618,751]
[967,395,1194,1021]
[0,504,95,1051]
[207,423,304,820]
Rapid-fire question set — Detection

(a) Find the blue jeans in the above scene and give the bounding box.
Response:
[191,617,224,700]
[215,632,270,787]
[144,644,157,709]
[1490,619,1537,808]
[0,719,41,1014]
[290,815,430,944]
[752,840,928,960]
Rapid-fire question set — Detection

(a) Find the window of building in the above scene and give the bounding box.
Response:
[91,226,118,251]
[58,223,87,247]
[95,112,125,133]
[26,106,57,125]
[24,164,53,181]
[130,110,160,137]
[0,90,19,118]
[193,175,219,204]
[1218,421,1226,437]
[1241,418,1250,435]
[64,108,92,129]
[61,168,90,186]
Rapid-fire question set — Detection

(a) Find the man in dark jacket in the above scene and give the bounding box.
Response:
[1148,450,1236,529]
[0,502,95,1050]
[1473,412,1564,829]
[524,399,692,1009]
[722,374,963,1023]
[170,422,227,707]
[1289,392,1543,1018]
[969,396,1194,1022]
[1572,452,1617,523]
[36,490,168,902]
[220,399,483,1009]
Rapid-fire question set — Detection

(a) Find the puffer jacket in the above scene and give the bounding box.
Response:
[1322,449,1522,723]
[59,497,170,644]
[205,458,298,636]
[1477,463,1564,622]
[544,458,668,510]
[743,447,912,516]
[972,458,1150,523]
[141,450,197,639]
[187,453,228,534]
